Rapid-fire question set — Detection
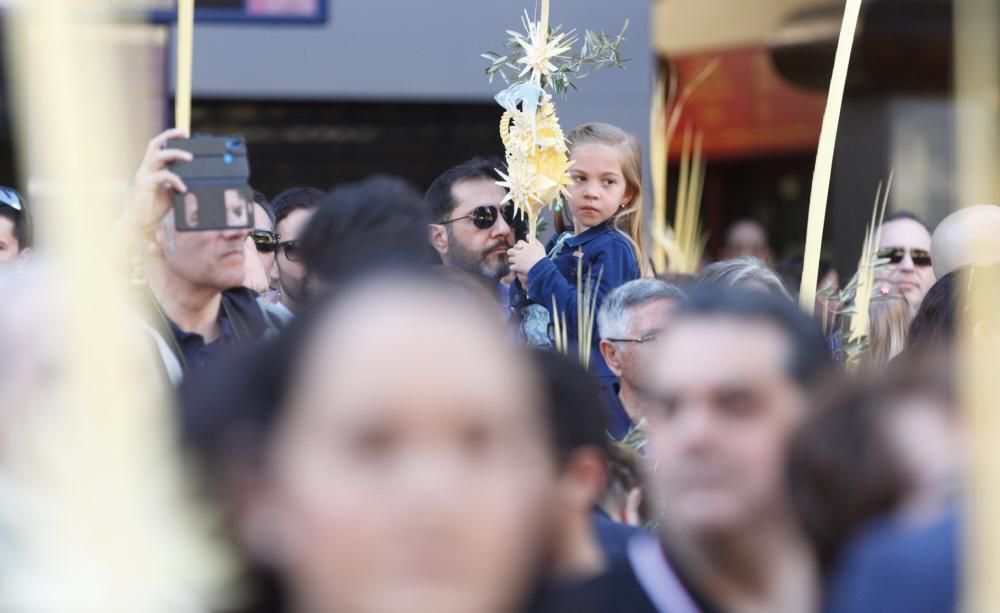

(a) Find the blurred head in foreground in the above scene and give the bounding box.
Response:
[184,272,559,613]
[638,288,833,610]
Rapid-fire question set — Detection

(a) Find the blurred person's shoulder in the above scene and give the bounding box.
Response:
[825,506,959,613]
[530,554,658,613]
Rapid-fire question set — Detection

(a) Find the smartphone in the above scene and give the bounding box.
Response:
[166,135,254,232]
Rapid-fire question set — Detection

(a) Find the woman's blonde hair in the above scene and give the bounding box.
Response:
[567,122,650,276]
[861,282,912,370]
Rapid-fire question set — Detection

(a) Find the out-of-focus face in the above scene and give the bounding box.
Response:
[157,211,246,291]
[567,143,630,232]
[643,317,806,538]
[438,179,513,280]
[276,207,315,304]
[0,217,23,267]
[878,218,935,313]
[257,283,558,613]
[882,394,963,509]
[723,221,771,262]
[614,298,680,389]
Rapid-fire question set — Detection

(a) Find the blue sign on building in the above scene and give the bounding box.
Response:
[150,0,328,24]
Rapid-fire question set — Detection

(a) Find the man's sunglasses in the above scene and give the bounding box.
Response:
[0,187,24,212]
[251,230,280,253]
[441,204,520,231]
[877,247,932,268]
[278,240,304,263]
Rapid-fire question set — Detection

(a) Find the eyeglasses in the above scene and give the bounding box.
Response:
[606,333,660,345]
[877,247,932,268]
[440,204,519,230]
[278,240,304,263]
[0,187,24,212]
[251,230,280,253]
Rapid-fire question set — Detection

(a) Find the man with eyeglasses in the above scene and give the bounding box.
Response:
[127,128,272,384]
[597,279,686,439]
[0,187,32,268]
[426,157,522,288]
[269,187,322,320]
[876,211,936,315]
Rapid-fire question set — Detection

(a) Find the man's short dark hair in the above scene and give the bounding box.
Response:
[271,187,323,228]
[424,157,502,223]
[0,191,32,250]
[883,210,930,232]
[531,349,609,468]
[678,287,833,389]
[300,175,438,292]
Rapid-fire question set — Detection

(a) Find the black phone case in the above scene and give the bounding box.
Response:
[166,136,253,232]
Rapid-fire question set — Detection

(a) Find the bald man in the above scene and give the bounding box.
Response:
[931,204,1000,278]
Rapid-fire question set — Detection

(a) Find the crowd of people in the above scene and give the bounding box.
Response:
[1,119,999,613]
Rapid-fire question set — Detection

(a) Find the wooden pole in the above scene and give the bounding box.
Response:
[175,0,195,132]
[956,0,1000,610]
[1,0,230,609]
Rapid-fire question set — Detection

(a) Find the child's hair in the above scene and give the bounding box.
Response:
[860,282,912,370]
[567,123,650,276]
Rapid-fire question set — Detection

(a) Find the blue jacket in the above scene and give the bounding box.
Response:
[526,221,640,386]
[825,506,959,613]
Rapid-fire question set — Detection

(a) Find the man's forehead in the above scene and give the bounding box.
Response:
[451,178,505,212]
[655,317,791,384]
[626,298,678,328]
[879,218,931,248]
[278,207,315,236]
[728,222,766,244]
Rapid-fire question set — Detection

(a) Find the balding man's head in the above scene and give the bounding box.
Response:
[931,205,1000,278]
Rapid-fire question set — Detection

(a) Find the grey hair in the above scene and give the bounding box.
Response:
[695,257,792,301]
[598,279,687,340]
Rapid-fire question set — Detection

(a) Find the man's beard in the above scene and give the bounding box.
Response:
[447,233,511,280]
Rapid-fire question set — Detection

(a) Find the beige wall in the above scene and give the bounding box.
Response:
[653,0,837,55]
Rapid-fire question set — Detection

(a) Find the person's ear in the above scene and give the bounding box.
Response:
[558,447,608,512]
[428,223,449,259]
[600,339,624,377]
[16,247,31,263]
[621,185,637,208]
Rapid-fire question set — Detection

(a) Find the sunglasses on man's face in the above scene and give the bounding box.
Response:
[441,204,519,231]
[278,240,304,263]
[251,230,280,253]
[877,247,932,268]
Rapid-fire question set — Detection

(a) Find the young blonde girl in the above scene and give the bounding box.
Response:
[509,122,648,386]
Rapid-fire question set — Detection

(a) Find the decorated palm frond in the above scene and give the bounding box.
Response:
[552,295,569,355]
[827,174,893,368]
[650,59,718,275]
[484,1,628,240]
[550,258,603,370]
[576,258,604,369]
[652,125,709,274]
